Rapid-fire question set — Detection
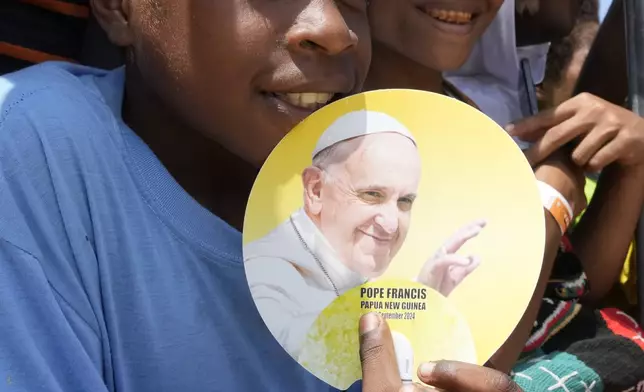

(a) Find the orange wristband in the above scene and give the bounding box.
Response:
[537,181,573,234]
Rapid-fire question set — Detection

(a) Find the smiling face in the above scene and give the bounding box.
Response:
[303,133,421,277]
[368,0,504,71]
[94,0,371,167]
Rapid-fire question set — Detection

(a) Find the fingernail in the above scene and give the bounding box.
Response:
[505,123,515,133]
[359,312,381,335]
[419,362,436,378]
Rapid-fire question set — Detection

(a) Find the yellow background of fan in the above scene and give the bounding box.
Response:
[243,89,545,374]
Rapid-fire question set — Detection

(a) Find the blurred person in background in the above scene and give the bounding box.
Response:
[0,0,120,74]
[368,0,644,389]
[537,0,600,109]
[537,0,639,315]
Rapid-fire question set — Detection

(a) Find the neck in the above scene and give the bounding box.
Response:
[122,66,257,231]
[364,42,445,93]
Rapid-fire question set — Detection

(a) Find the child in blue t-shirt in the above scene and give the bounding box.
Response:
[0,0,371,390]
[0,0,531,391]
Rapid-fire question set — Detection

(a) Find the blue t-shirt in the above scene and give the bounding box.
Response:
[0,62,357,391]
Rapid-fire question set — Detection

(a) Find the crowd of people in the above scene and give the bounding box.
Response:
[0,0,643,391]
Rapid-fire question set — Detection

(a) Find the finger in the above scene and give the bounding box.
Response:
[442,220,487,254]
[523,117,593,166]
[418,361,523,392]
[439,257,480,295]
[418,255,473,291]
[450,256,481,283]
[506,99,577,138]
[359,313,402,392]
[570,126,617,167]
[586,140,623,172]
[428,255,474,273]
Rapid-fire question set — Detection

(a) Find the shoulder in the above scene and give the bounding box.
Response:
[0,61,126,176]
[0,62,125,252]
[0,61,122,140]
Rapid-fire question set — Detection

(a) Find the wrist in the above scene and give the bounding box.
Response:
[537,180,574,234]
[534,166,577,210]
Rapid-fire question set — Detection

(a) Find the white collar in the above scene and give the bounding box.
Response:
[290,208,366,293]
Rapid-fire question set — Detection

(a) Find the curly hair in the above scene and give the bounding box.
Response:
[543,0,600,85]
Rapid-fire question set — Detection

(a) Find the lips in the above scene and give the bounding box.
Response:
[259,72,357,130]
[271,92,336,111]
[415,1,483,31]
[425,9,474,24]
[360,230,395,243]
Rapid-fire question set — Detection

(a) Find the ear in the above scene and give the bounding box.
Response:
[90,0,134,47]
[302,167,325,216]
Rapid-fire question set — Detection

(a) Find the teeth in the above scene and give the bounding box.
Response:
[281,92,334,109]
[427,9,473,24]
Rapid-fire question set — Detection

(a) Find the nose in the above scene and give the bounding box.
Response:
[286,0,359,56]
[374,203,399,235]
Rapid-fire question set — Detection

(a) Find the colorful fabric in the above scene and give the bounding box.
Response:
[511,237,644,391]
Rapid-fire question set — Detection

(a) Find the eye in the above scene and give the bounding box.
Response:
[397,197,414,212]
[360,190,383,202]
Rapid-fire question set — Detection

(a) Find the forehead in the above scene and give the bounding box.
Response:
[333,133,421,188]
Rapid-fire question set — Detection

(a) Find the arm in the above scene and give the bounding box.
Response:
[0,240,109,392]
[507,93,644,303]
[488,153,585,373]
[570,164,644,302]
[0,86,110,391]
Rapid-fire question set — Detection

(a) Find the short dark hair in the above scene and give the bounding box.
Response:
[577,0,600,23]
[543,0,600,85]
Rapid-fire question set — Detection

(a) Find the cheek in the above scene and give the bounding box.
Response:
[370,6,407,50]
[398,215,411,236]
[343,11,372,83]
[489,0,505,11]
[332,203,372,234]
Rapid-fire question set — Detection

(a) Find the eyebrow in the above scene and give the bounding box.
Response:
[402,194,417,201]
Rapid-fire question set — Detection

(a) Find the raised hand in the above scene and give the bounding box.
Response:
[416,219,486,296]
[508,92,644,173]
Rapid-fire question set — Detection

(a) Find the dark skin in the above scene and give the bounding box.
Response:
[515,0,581,46]
[87,0,507,390]
[509,0,644,304]
[91,0,371,230]
[85,0,574,387]
[509,93,644,303]
[365,0,587,373]
[365,0,504,92]
[359,312,524,391]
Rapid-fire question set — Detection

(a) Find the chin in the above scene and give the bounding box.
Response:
[416,47,474,72]
[434,55,473,72]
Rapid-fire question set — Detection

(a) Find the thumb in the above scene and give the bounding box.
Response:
[360,312,402,392]
[417,361,523,392]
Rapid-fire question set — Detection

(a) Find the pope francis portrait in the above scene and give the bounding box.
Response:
[243,110,486,360]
